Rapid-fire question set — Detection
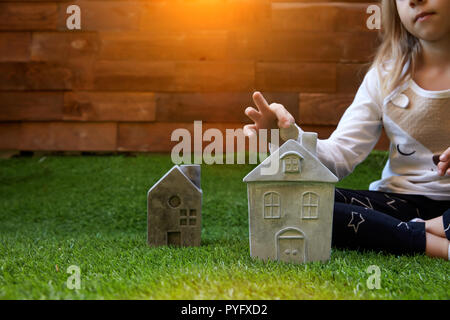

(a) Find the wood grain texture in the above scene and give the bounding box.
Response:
[0,123,21,150]
[141,0,271,32]
[0,32,31,62]
[0,92,64,121]
[299,93,355,125]
[271,2,377,33]
[337,63,370,93]
[0,2,58,31]
[0,91,156,122]
[0,62,72,90]
[155,92,299,123]
[256,63,336,93]
[20,122,117,151]
[0,0,387,151]
[63,92,156,121]
[93,61,255,92]
[31,32,100,62]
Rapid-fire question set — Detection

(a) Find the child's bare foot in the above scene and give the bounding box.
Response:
[425,215,447,239]
[426,216,445,238]
[425,233,449,260]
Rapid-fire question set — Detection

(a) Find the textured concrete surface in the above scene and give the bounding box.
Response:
[244,135,338,264]
[148,165,202,247]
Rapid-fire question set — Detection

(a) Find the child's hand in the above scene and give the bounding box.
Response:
[243,91,295,138]
[437,147,450,176]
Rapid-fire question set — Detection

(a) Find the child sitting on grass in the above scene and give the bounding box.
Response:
[243,0,450,260]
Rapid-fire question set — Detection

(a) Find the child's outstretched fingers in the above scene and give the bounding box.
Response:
[269,103,295,129]
[244,91,296,138]
[252,91,271,114]
[252,91,294,128]
[244,107,261,122]
[243,124,257,137]
[437,147,450,176]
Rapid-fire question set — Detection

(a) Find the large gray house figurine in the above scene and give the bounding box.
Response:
[243,130,338,264]
[148,165,202,247]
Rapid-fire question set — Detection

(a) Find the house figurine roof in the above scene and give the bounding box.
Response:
[243,134,338,184]
[148,164,202,196]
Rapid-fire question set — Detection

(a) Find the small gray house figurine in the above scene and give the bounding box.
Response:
[243,131,338,264]
[148,165,202,247]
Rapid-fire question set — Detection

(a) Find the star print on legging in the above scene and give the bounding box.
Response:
[348,211,365,233]
[350,197,373,210]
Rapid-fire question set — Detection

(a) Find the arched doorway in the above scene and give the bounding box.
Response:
[275,227,306,263]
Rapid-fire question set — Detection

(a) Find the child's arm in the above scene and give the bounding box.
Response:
[244,67,384,180]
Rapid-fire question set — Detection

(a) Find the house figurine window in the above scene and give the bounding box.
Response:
[180,208,197,226]
[263,192,280,219]
[301,192,319,219]
[280,152,302,173]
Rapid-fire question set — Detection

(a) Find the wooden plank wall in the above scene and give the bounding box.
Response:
[0,0,389,152]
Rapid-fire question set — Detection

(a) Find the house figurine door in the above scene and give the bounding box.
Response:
[167,231,181,246]
[276,228,306,263]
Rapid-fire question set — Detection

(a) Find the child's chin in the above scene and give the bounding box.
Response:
[415,26,446,41]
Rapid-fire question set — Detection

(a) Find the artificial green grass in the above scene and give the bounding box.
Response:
[0,151,448,299]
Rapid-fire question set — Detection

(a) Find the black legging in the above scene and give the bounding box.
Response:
[332,188,450,255]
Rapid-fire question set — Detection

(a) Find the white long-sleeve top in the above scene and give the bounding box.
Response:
[296,66,450,200]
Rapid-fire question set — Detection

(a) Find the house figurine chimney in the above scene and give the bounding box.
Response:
[179,164,201,189]
[301,132,317,157]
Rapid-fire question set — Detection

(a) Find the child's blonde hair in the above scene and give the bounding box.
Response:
[371,0,422,98]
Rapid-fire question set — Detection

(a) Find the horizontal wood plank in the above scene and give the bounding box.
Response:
[0,3,58,31]
[260,31,379,63]
[93,61,255,92]
[0,32,31,62]
[155,92,299,123]
[271,2,377,33]
[20,122,117,151]
[337,63,370,93]
[119,122,258,153]
[0,92,64,121]
[299,93,355,125]
[141,0,271,32]
[256,62,336,93]
[98,30,259,62]
[118,122,194,152]
[0,122,389,151]
[31,32,100,62]
[118,122,356,152]
[0,62,72,90]
[63,92,156,121]
[98,30,378,63]
[0,123,21,150]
